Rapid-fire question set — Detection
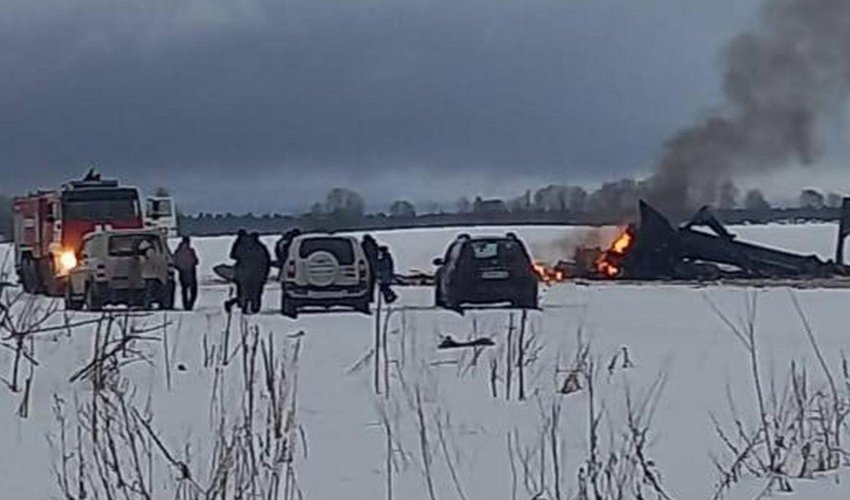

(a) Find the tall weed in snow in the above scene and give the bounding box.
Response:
[0,252,103,417]
[507,325,671,500]
[371,307,670,500]
[48,316,305,500]
[707,291,850,499]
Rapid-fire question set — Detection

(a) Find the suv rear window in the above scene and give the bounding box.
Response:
[469,239,527,261]
[108,234,162,257]
[471,241,500,259]
[298,237,355,264]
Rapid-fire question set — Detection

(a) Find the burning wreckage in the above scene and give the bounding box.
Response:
[538,200,850,284]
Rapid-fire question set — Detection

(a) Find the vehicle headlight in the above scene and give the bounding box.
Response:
[59,251,78,272]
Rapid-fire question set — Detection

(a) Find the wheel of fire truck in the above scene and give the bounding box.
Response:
[36,258,62,296]
[19,256,40,294]
[85,282,105,311]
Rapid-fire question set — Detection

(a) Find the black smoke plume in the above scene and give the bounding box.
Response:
[649,0,850,214]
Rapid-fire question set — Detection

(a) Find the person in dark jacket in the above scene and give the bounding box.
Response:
[224,229,250,313]
[274,228,301,279]
[361,234,379,301]
[243,233,271,314]
[173,236,199,310]
[376,246,398,304]
[230,229,248,260]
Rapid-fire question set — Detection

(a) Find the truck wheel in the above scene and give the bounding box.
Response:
[443,285,462,312]
[140,280,161,310]
[515,287,539,310]
[85,283,104,311]
[36,259,55,295]
[355,297,371,315]
[20,257,38,294]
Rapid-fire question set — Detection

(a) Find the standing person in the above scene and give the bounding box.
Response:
[274,228,301,279]
[376,246,398,304]
[361,234,379,301]
[243,233,271,314]
[174,236,199,310]
[224,229,249,313]
[274,231,288,276]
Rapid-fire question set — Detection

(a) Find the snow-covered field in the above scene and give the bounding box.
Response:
[2,223,850,499]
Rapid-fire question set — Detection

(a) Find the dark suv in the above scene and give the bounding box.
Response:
[433,233,538,311]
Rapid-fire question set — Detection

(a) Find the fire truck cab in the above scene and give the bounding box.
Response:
[13,175,144,296]
[145,196,178,238]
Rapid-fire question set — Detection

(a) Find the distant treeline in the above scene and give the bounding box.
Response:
[0,184,845,240]
[176,184,847,236]
[178,205,847,237]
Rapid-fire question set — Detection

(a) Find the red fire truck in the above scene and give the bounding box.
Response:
[12,173,144,296]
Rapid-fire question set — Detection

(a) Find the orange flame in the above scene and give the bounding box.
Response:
[533,261,567,284]
[595,228,635,278]
[611,231,633,254]
[597,261,620,278]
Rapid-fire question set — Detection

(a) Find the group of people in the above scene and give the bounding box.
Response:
[167,229,399,314]
[171,231,272,314]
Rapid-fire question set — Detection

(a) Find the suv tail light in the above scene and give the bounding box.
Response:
[357,260,368,281]
[286,260,296,279]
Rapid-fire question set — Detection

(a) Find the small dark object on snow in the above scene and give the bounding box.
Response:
[560,370,582,395]
[438,335,495,349]
[621,346,634,368]
[606,346,635,375]
[177,363,187,372]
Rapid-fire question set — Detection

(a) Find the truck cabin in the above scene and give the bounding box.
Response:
[61,186,143,251]
[145,196,178,237]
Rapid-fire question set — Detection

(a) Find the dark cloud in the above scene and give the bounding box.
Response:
[0,0,756,212]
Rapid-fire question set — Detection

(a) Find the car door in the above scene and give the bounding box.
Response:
[444,240,467,292]
[434,241,454,294]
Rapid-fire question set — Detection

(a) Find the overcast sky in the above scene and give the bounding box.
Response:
[0,0,795,213]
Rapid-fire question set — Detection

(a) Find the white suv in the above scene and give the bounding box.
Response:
[280,234,371,317]
[65,229,175,311]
